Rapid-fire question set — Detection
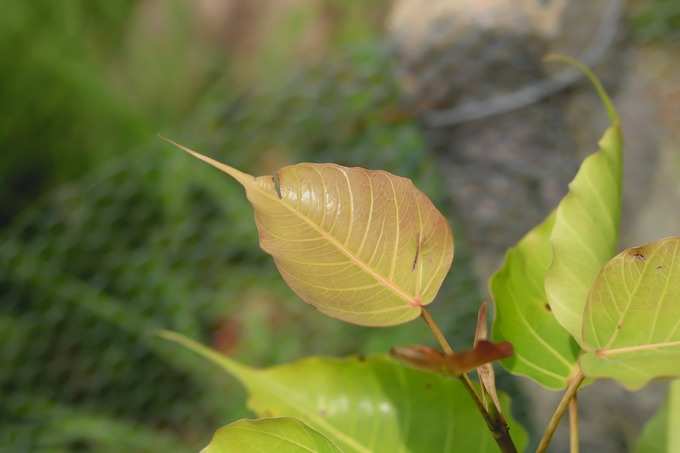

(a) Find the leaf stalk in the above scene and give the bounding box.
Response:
[421,308,518,453]
[536,369,585,453]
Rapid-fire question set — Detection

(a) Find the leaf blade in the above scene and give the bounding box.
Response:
[545,124,623,340]
[203,418,343,453]
[634,380,680,453]
[161,331,528,453]
[580,237,680,389]
[166,142,454,327]
[491,212,580,389]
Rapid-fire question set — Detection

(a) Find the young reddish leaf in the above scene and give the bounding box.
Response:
[391,340,513,376]
[474,301,502,414]
[163,138,454,327]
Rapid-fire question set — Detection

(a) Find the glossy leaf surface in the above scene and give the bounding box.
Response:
[203,417,342,453]
[634,380,680,453]
[166,140,453,326]
[580,237,680,389]
[544,59,623,342]
[491,213,580,389]
[161,331,528,453]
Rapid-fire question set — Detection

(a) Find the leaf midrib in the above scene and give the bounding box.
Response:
[253,166,419,307]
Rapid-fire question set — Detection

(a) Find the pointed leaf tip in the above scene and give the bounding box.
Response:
[159,136,254,186]
[544,54,619,124]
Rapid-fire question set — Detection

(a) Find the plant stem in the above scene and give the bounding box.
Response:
[536,370,585,453]
[421,308,518,453]
[569,393,579,453]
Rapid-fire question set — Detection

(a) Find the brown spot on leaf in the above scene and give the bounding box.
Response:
[412,239,421,271]
[544,304,552,312]
[272,172,282,199]
[628,246,647,261]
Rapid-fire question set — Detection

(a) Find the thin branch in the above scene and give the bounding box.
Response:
[569,394,579,453]
[421,308,518,453]
[536,370,586,453]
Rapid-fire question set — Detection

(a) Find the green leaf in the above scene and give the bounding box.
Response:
[491,212,580,390]
[580,237,680,389]
[160,331,528,453]
[203,417,342,453]
[634,380,680,453]
[162,139,453,327]
[543,57,623,342]
[490,57,622,390]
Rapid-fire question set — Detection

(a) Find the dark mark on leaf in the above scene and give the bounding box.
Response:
[272,172,282,199]
[544,304,552,312]
[412,239,421,271]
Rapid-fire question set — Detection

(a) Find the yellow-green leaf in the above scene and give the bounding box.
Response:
[203,418,342,453]
[491,213,580,390]
[635,380,680,453]
[160,331,528,453]
[164,139,453,327]
[544,56,623,342]
[580,237,680,389]
[490,57,622,390]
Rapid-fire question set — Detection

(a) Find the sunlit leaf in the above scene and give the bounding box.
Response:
[162,139,453,327]
[491,212,580,389]
[160,331,528,453]
[543,56,623,342]
[203,417,342,453]
[634,380,680,453]
[580,237,680,389]
[490,57,621,389]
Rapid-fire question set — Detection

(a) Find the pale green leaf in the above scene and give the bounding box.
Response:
[203,418,342,453]
[544,58,623,342]
[580,237,680,389]
[490,58,622,390]
[163,139,453,327]
[160,331,528,453]
[634,380,680,453]
[491,212,580,390]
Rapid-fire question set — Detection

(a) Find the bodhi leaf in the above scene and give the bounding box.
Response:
[580,237,680,389]
[162,139,453,327]
[543,56,623,341]
[203,417,342,453]
[634,380,680,453]
[160,331,528,453]
[491,213,581,389]
[490,57,621,389]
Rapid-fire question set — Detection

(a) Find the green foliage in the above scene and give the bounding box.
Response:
[543,60,623,343]
[161,331,528,453]
[633,0,680,43]
[491,213,580,389]
[203,418,342,453]
[491,58,622,390]
[580,237,680,389]
[635,380,680,453]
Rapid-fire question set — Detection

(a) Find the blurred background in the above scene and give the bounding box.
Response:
[0,0,678,452]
